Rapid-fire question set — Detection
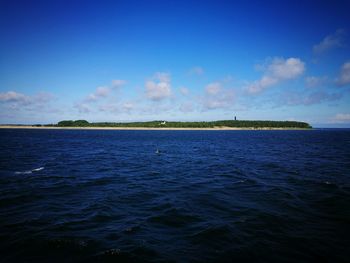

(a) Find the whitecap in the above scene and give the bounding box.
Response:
[14,167,44,175]
[32,167,44,172]
[14,170,32,175]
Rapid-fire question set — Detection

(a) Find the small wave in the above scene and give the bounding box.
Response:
[232,180,246,184]
[32,167,44,172]
[148,208,201,227]
[14,167,44,175]
[14,170,32,175]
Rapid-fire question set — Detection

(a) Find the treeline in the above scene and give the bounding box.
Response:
[56,120,90,127]
[54,120,311,128]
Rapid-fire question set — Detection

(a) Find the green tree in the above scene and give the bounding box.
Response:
[57,120,74,127]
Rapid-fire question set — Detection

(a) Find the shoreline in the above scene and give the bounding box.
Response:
[0,125,311,130]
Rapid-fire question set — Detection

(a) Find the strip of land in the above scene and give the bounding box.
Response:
[0,126,312,131]
[0,126,310,130]
[0,119,312,130]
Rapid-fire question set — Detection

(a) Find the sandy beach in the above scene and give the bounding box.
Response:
[0,125,310,130]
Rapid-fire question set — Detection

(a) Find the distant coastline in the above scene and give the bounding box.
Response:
[0,125,311,130]
[0,119,312,130]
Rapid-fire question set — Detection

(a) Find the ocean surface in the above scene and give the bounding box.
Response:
[0,129,349,262]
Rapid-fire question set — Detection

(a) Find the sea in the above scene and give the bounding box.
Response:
[0,128,349,262]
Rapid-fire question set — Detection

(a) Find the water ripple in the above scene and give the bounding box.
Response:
[0,129,349,262]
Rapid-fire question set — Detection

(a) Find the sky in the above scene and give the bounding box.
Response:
[0,0,350,127]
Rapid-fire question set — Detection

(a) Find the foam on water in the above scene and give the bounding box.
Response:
[14,170,32,175]
[32,167,44,172]
[14,166,44,174]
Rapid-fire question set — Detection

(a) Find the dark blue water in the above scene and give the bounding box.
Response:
[0,129,349,262]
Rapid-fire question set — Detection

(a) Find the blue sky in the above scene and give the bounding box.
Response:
[0,0,350,127]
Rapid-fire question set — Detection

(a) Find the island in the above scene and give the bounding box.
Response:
[0,120,312,130]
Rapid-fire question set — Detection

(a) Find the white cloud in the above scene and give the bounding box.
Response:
[247,76,277,94]
[203,99,230,110]
[335,62,350,86]
[34,92,54,105]
[0,91,28,103]
[179,102,194,113]
[281,90,341,106]
[74,103,91,113]
[99,103,118,112]
[122,102,134,112]
[247,57,305,94]
[268,58,305,79]
[111,79,126,89]
[329,113,350,124]
[334,113,350,122]
[95,86,110,97]
[97,101,134,114]
[75,79,128,114]
[83,79,126,104]
[189,66,204,76]
[86,86,110,102]
[202,82,235,110]
[305,76,327,88]
[205,82,221,95]
[0,91,53,108]
[303,92,340,105]
[179,87,189,95]
[145,72,172,101]
[138,103,174,115]
[75,85,112,114]
[155,72,170,82]
[313,29,346,54]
